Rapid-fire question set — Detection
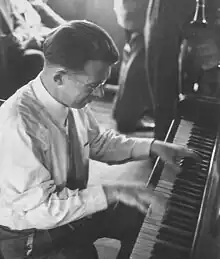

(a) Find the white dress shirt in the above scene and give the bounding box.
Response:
[0,74,153,230]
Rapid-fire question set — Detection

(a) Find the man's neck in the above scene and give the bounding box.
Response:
[40,71,61,105]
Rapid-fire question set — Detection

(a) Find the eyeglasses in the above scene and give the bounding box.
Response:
[67,70,109,93]
[84,78,107,93]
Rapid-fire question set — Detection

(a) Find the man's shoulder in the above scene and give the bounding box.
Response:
[16,84,42,114]
[17,85,49,148]
[0,85,49,149]
[3,84,47,133]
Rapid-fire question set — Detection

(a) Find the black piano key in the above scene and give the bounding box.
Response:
[188,144,213,154]
[164,214,198,231]
[191,137,215,145]
[184,169,208,179]
[156,229,192,248]
[169,196,200,211]
[189,134,215,143]
[190,166,210,174]
[164,205,198,223]
[188,143,214,151]
[146,221,194,245]
[173,178,204,192]
[190,128,216,139]
[180,159,210,169]
[150,240,190,256]
[156,188,201,209]
[146,219,194,238]
[170,189,203,202]
[147,209,196,232]
[188,143,214,154]
[191,124,216,133]
[179,168,208,179]
[171,182,206,199]
[190,136,216,143]
[173,181,204,193]
[174,178,204,190]
[162,217,195,233]
[177,172,206,184]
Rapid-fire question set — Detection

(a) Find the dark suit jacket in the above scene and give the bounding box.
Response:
[144,0,219,139]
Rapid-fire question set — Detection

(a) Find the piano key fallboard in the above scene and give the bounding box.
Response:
[130,97,220,259]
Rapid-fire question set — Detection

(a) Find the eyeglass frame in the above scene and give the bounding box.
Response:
[65,69,110,94]
[84,78,108,93]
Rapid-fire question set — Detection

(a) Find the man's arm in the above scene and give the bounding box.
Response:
[85,105,154,164]
[85,105,199,166]
[29,0,66,28]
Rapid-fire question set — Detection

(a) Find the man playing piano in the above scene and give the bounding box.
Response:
[0,20,199,259]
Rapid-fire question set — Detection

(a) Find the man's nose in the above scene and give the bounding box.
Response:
[92,87,105,98]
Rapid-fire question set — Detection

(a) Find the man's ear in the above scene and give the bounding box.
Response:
[53,69,66,85]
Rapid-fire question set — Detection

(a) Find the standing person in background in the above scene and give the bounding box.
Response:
[112,0,155,134]
[144,0,219,141]
[0,20,199,259]
[113,0,148,42]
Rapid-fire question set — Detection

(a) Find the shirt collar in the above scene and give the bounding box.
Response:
[32,73,69,127]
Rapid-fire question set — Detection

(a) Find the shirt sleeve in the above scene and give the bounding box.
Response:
[0,116,107,230]
[85,105,154,164]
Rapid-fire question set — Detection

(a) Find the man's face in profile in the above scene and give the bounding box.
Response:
[57,60,111,109]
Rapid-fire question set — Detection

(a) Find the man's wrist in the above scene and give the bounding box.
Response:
[131,137,154,160]
[150,139,161,157]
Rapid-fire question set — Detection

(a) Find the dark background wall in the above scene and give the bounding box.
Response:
[47,0,125,84]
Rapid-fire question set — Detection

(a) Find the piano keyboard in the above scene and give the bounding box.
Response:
[130,118,217,259]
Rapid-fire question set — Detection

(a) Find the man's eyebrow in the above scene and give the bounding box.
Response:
[87,80,104,88]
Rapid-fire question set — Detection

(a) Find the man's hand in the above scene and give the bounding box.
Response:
[103,183,167,214]
[150,140,200,169]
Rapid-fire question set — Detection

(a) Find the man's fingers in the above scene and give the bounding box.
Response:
[183,148,202,161]
[137,202,150,214]
[146,204,153,217]
[166,163,181,174]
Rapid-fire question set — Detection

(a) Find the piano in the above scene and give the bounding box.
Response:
[130,96,220,259]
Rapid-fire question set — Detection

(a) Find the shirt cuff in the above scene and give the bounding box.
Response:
[131,138,154,160]
[82,185,108,215]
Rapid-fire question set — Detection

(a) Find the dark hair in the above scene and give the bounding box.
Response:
[43,20,119,71]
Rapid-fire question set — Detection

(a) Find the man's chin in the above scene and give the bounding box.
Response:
[74,99,92,109]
